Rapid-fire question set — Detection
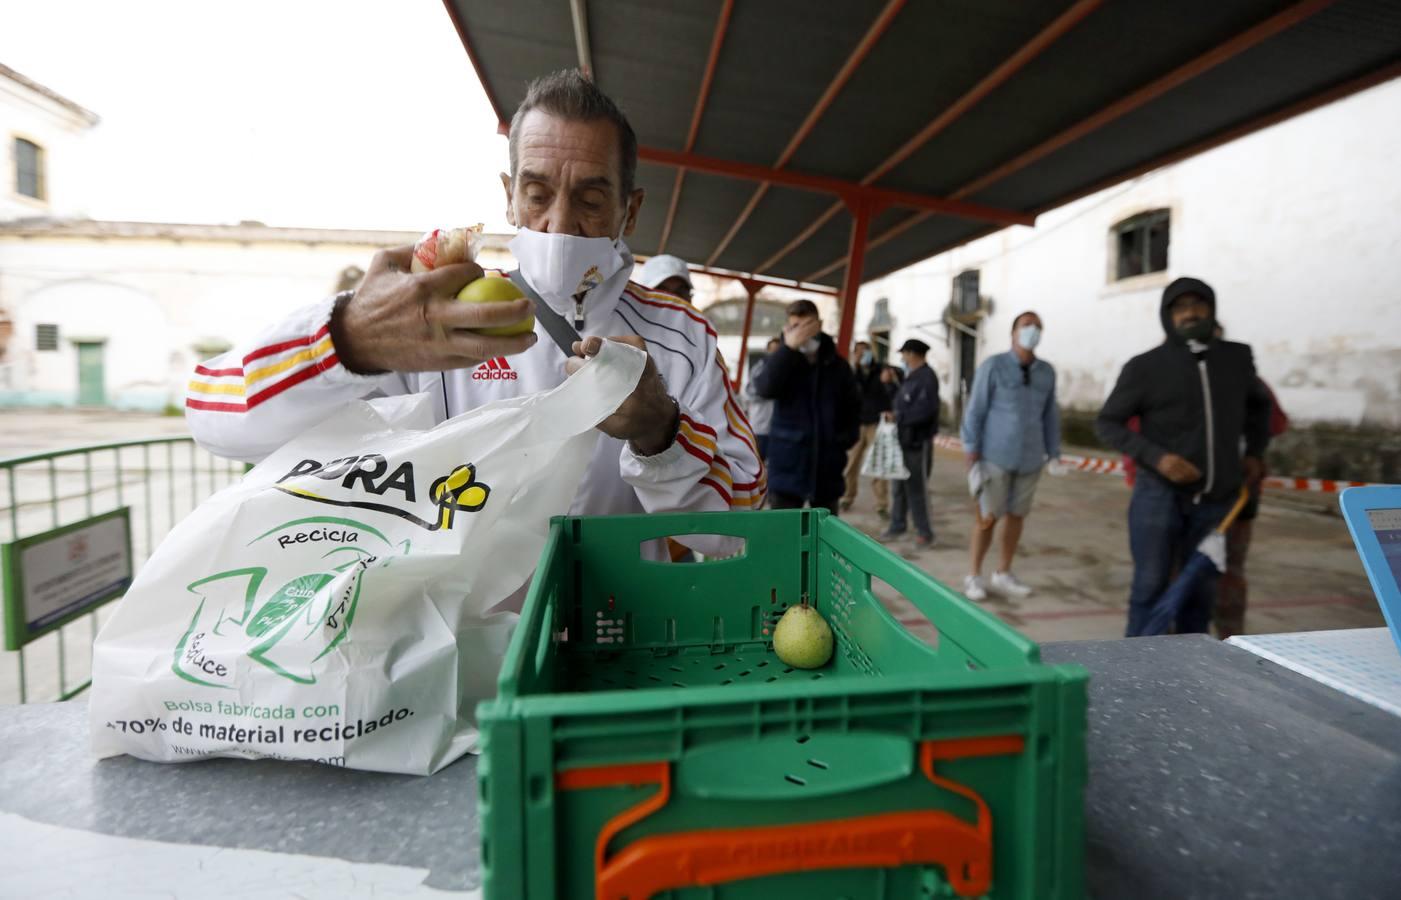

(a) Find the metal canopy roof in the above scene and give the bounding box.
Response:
[445,0,1401,302]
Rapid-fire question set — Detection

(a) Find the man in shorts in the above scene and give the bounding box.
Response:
[960,312,1060,601]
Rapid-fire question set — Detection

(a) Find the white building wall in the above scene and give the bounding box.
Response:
[0,73,96,222]
[0,231,515,410]
[853,77,1401,428]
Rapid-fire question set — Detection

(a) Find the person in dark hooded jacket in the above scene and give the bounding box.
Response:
[754,299,861,514]
[1097,276,1271,637]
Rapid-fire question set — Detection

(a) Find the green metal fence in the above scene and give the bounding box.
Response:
[1,438,245,703]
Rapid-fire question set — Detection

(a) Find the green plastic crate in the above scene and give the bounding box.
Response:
[477,509,1087,900]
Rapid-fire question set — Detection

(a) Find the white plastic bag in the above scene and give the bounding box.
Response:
[91,342,645,775]
[860,421,910,481]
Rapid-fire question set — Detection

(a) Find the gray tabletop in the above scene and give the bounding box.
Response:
[1043,635,1401,900]
[3,635,1400,898]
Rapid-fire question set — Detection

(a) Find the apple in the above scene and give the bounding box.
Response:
[456,275,535,337]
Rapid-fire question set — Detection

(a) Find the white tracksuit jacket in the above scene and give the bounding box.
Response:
[184,258,767,553]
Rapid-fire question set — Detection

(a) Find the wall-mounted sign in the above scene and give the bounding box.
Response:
[3,507,132,650]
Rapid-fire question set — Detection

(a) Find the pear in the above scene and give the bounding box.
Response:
[772,600,833,670]
[456,275,535,337]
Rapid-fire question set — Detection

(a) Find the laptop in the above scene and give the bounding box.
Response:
[1340,485,1401,657]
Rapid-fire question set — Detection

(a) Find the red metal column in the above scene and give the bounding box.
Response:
[836,199,873,359]
[732,278,763,389]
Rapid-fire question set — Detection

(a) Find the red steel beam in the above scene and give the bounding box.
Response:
[754,0,1101,275]
[440,0,508,131]
[804,0,1341,283]
[950,0,1341,201]
[639,145,1033,227]
[731,279,763,388]
[686,264,838,296]
[811,57,1401,286]
[657,0,735,255]
[835,199,873,358]
[705,0,907,266]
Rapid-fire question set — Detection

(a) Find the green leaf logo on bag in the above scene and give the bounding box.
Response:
[271,453,490,532]
[171,516,396,688]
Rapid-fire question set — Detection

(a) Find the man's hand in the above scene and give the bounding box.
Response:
[782,316,821,351]
[965,451,980,470]
[879,367,895,385]
[565,336,678,456]
[332,245,537,374]
[1242,455,1265,488]
[1156,452,1202,485]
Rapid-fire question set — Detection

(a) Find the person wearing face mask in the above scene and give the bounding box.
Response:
[752,300,861,515]
[183,70,765,565]
[959,312,1060,602]
[839,341,896,518]
[1097,277,1272,637]
[879,339,940,548]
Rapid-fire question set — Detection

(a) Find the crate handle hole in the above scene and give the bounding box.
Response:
[784,774,807,786]
[765,676,778,683]
[643,535,747,561]
[807,759,829,770]
[713,663,726,670]
[720,679,733,685]
[738,670,751,677]
[647,675,661,682]
[783,667,794,674]
[669,665,684,672]
[795,735,810,744]
[756,660,768,668]
[810,673,823,680]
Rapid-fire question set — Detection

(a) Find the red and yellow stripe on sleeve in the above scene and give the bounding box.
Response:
[186,325,339,413]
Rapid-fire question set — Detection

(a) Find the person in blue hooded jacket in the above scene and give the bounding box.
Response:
[753,300,860,515]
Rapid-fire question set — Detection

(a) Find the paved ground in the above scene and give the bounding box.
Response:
[0,410,1385,704]
[851,446,1384,645]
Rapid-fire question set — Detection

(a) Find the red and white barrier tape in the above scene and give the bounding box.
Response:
[929,435,1374,493]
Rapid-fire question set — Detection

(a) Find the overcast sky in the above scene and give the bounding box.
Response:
[1,0,514,232]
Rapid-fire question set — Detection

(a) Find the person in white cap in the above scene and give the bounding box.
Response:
[636,254,695,302]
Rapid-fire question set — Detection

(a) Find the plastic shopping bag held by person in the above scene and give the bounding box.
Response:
[860,420,910,481]
[91,341,645,775]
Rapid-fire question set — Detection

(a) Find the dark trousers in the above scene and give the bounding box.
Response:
[888,444,933,540]
[1126,475,1233,637]
[756,433,770,462]
[771,491,841,517]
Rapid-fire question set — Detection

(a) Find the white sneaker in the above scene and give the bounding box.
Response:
[990,570,1033,598]
[963,575,988,602]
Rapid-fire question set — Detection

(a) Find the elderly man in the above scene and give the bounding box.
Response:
[960,311,1060,602]
[635,254,695,302]
[879,339,940,547]
[185,70,765,556]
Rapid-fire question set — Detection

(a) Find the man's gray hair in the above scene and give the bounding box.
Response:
[508,69,638,197]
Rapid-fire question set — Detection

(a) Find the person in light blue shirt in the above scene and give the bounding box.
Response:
[960,311,1060,602]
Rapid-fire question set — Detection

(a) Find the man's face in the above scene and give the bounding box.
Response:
[1013,313,1043,334]
[854,342,870,358]
[788,313,819,333]
[900,351,919,369]
[1168,294,1212,331]
[502,110,644,239]
[767,340,781,353]
[658,275,693,301]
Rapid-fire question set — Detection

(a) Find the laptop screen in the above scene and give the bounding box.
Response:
[1367,508,1401,595]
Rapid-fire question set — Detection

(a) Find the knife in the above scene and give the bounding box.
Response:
[506,269,582,358]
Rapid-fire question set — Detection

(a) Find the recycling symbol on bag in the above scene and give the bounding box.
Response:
[172,516,397,688]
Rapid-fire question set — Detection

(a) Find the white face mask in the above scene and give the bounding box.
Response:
[508,221,627,313]
[1017,324,1042,351]
[801,338,820,355]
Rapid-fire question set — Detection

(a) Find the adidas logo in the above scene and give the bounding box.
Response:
[471,357,518,381]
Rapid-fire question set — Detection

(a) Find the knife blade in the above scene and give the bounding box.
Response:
[506,269,581,358]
